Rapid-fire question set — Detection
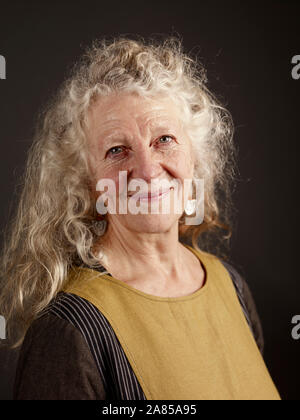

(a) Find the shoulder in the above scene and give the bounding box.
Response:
[220,259,245,296]
[37,291,120,364]
[37,290,111,331]
[15,291,147,400]
[219,259,265,356]
[13,295,107,400]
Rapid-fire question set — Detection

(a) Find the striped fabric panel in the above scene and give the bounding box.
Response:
[39,292,146,400]
[37,261,255,400]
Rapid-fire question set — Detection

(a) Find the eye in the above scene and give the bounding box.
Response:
[157,135,174,145]
[106,146,125,158]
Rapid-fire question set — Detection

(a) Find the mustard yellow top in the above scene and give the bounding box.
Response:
[62,244,281,400]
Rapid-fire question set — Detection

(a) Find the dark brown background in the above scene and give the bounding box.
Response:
[0,0,299,400]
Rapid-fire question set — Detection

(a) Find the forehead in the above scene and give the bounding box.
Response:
[87,92,183,135]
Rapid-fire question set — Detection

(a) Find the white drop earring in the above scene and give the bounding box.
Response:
[184,199,196,216]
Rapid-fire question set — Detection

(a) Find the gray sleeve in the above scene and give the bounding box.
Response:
[13,313,107,400]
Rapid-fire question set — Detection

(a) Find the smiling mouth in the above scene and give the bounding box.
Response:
[128,187,174,202]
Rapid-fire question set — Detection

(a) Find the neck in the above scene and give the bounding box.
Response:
[93,221,186,286]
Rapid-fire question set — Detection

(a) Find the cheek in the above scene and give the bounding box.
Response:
[92,165,122,202]
[166,149,194,201]
[166,149,194,179]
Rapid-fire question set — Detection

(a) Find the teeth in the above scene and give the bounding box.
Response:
[127,185,175,198]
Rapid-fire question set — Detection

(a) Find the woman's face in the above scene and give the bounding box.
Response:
[86,91,195,234]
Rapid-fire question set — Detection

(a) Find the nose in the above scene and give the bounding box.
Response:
[128,146,164,183]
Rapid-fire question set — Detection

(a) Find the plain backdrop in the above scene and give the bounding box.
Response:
[0,0,299,400]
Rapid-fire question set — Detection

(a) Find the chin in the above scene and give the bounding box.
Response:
[126,213,178,234]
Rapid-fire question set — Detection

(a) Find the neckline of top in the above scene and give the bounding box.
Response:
[75,243,212,302]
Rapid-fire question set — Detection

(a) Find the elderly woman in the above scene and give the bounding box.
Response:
[0,36,280,400]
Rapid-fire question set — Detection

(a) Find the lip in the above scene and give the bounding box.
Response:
[129,187,173,202]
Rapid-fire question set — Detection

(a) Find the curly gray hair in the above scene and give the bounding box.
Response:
[0,35,237,347]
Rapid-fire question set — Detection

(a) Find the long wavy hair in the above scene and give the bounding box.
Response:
[0,35,238,347]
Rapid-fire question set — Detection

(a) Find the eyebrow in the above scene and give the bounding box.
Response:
[100,133,129,149]
[100,121,178,144]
